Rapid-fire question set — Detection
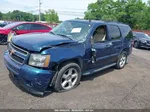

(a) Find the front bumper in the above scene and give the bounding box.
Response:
[139,42,150,49]
[4,50,55,96]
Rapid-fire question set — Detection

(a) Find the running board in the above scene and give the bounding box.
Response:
[83,63,116,76]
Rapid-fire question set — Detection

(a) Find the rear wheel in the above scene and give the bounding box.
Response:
[116,51,127,69]
[54,62,81,92]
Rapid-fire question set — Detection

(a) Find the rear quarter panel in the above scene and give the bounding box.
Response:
[118,25,133,56]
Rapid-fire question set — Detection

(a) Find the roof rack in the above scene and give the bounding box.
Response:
[105,20,123,24]
[89,19,123,23]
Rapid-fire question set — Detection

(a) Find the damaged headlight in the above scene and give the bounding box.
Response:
[28,54,50,67]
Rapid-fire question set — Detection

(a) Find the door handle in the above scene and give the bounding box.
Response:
[105,42,112,47]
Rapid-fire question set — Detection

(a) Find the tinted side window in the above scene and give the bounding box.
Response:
[15,24,30,30]
[31,24,49,30]
[120,26,133,39]
[40,25,49,30]
[108,25,121,40]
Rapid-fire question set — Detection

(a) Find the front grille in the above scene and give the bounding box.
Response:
[8,43,29,64]
[9,53,24,64]
[0,34,7,43]
[10,43,29,56]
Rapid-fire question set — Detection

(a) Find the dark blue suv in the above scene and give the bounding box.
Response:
[4,20,133,96]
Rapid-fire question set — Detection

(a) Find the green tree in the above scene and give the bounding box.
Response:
[120,0,147,29]
[84,0,117,21]
[1,10,38,21]
[45,9,59,23]
[40,13,46,21]
[148,0,150,6]
[84,0,149,30]
[145,2,150,29]
[0,12,3,20]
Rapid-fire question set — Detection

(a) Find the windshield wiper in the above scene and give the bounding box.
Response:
[57,33,74,41]
[57,33,68,37]
[49,31,56,35]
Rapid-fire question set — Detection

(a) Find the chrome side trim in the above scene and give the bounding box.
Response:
[83,63,116,76]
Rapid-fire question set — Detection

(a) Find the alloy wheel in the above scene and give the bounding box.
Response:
[119,54,126,68]
[61,68,78,90]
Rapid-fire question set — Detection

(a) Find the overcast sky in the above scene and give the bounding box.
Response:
[0,0,148,21]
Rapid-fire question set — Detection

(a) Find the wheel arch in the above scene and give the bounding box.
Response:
[57,58,83,70]
[49,57,83,87]
[119,48,129,57]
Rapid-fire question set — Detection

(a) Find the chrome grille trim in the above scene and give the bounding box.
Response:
[10,43,29,56]
[8,42,29,64]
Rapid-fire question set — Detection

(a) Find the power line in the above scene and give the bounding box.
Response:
[26,9,38,13]
[57,13,84,17]
[26,9,85,17]
[40,9,85,14]
[41,6,87,11]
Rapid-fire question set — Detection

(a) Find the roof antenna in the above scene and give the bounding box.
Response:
[89,19,91,22]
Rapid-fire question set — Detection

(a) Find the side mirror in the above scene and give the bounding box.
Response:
[91,37,96,63]
[12,28,18,31]
[91,48,97,64]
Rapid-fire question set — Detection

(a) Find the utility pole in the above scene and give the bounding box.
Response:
[39,0,42,21]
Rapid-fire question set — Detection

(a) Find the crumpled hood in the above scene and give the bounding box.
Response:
[12,33,76,52]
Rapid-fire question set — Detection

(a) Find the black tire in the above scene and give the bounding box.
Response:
[134,41,139,48]
[0,36,7,45]
[116,51,127,69]
[54,62,81,92]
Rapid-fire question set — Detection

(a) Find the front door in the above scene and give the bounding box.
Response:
[13,23,31,35]
[89,25,112,69]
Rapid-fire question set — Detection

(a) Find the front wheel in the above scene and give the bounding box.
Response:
[54,62,81,92]
[134,41,139,48]
[116,51,127,69]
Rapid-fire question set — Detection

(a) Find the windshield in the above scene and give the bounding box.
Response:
[135,32,150,39]
[50,21,91,41]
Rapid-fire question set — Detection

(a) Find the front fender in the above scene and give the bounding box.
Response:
[41,43,85,70]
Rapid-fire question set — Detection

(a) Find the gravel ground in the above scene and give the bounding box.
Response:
[0,45,150,109]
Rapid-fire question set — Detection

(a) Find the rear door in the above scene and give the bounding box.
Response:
[107,25,123,63]
[30,24,51,33]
